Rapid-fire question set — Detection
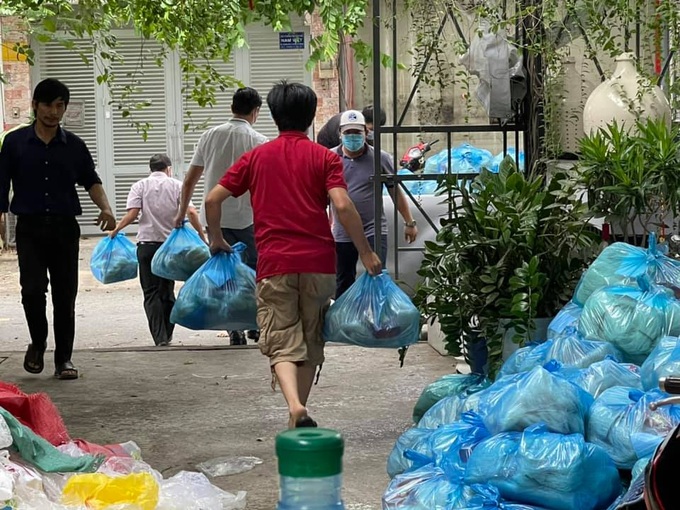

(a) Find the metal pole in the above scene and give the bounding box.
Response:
[392,0,400,278]
[372,0,384,257]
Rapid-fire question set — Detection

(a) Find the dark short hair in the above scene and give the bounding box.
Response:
[362,105,386,126]
[33,78,70,106]
[267,80,317,132]
[232,87,263,115]
[149,153,172,172]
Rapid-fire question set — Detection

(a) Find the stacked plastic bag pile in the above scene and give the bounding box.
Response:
[394,144,524,196]
[384,233,680,509]
[0,382,246,509]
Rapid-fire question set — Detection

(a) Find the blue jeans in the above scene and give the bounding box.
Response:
[335,234,388,299]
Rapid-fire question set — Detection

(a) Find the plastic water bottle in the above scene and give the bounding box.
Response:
[276,428,345,510]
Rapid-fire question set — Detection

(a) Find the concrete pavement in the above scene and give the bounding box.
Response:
[0,343,454,509]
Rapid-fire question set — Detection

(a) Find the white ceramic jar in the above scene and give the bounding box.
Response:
[583,52,671,135]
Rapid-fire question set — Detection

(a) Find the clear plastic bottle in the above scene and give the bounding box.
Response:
[276,429,346,510]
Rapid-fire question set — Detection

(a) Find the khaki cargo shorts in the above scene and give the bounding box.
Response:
[256,273,336,367]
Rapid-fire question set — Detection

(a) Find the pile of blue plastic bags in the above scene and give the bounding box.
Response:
[392,144,524,196]
[384,232,680,510]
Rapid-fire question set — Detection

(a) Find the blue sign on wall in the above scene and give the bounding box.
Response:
[279,32,305,50]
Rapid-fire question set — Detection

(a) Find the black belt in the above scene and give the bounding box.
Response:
[138,241,163,245]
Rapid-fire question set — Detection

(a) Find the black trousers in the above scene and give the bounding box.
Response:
[137,243,175,345]
[15,215,80,366]
[335,234,388,299]
[221,226,257,271]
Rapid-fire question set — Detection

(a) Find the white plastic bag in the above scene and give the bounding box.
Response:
[158,471,247,510]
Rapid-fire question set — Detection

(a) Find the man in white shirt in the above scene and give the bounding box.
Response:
[110,154,204,346]
[175,87,268,345]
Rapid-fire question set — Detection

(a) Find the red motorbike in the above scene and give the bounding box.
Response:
[399,140,438,173]
[615,376,680,509]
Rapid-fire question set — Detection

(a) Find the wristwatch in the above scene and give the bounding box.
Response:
[404,220,417,228]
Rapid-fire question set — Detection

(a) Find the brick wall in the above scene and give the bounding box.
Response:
[309,12,341,136]
[1,16,32,130]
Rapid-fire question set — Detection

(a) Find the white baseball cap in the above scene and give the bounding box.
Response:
[339,110,366,132]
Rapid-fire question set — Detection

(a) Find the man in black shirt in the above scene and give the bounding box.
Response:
[316,105,386,149]
[0,78,116,380]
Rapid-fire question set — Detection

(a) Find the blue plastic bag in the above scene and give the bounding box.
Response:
[387,427,434,478]
[461,485,548,510]
[632,456,651,480]
[464,424,621,510]
[640,335,680,390]
[547,301,582,338]
[499,327,622,377]
[170,243,257,331]
[489,147,525,173]
[404,412,491,479]
[573,234,680,306]
[413,374,490,424]
[418,381,492,429]
[383,464,476,510]
[478,366,593,435]
[578,283,676,364]
[558,357,641,398]
[151,223,210,281]
[90,233,138,284]
[586,387,680,468]
[323,270,420,348]
[437,144,493,174]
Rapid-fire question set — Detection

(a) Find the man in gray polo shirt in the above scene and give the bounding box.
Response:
[175,87,267,345]
[331,110,418,298]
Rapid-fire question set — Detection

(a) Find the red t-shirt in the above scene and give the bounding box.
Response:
[219,131,347,281]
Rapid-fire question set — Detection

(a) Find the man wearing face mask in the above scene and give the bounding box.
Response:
[316,105,386,149]
[331,110,418,298]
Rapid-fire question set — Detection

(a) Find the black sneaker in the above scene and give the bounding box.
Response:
[229,331,247,346]
[247,330,260,343]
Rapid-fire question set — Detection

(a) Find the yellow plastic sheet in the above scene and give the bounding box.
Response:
[62,472,159,510]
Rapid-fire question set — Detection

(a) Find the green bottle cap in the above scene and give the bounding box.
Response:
[276,428,344,478]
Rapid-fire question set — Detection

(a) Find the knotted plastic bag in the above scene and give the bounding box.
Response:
[90,233,138,284]
[478,365,593,435]
[417,381,492,429]
[640,335,680,390]
[436,144,493,174]
[412,373,490,424]
[461,484,548,510]
[547,301,582,338]
[323,270,420,348]
[387,427,433,478]
[578,282,675,364]
[573,233,680,306]
[464,424,621,510]
[407,412,491,480]
[170,243,257,331]
[151,223,210,281]
[499,327,622,377]
[586,387,680,468]
[62,472,159,510]
[383,464,476,510]
[557,357,641,398]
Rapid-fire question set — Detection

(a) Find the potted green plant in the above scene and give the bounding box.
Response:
[415,159,599,377]
[579,118,680,247]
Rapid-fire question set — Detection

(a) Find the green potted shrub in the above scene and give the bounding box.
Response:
[579,118,680,247]
[415,159,599,377]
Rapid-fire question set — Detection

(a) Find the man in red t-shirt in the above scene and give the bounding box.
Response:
[205,81,382,429]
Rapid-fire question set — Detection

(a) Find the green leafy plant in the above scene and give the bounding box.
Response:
[415,158,598,377]
[579,118,680,246]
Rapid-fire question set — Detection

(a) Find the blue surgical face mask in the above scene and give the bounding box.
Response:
[342,133,365,152]
[366,130,375,146]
